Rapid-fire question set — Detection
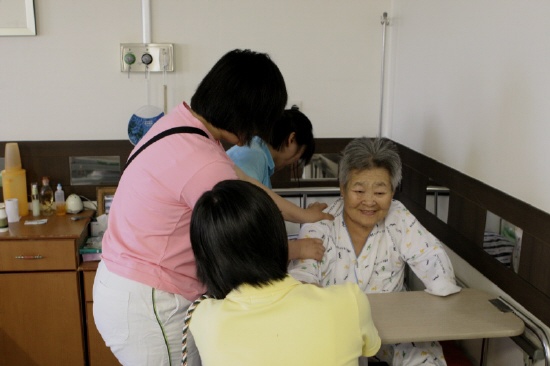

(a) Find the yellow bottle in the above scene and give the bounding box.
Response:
[2,143,29,217]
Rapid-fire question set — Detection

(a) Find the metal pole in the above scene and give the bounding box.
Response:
[142,0,151,44]
[379,12,390,138]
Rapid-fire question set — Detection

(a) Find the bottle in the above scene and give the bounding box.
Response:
[2,142,29,217]
[39,177,54,216]
[55,183,66,216]
[31,182,41,217]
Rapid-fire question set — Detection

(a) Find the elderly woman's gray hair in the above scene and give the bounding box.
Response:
[338,137,402,191]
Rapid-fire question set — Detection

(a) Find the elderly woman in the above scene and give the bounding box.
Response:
[288,137,461,366]
[185,180,381,366]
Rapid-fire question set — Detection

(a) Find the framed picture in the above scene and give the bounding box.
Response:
[96,186,117,216]
[0,0,36,36]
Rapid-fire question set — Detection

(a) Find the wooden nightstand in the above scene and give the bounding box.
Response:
[0,211,92,365]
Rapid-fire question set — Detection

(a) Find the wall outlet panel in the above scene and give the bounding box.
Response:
[120,43,174,72]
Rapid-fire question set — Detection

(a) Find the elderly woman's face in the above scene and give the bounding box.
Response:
[341,167,394,233]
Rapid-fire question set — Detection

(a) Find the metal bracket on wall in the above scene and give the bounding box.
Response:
[120,43,174,73]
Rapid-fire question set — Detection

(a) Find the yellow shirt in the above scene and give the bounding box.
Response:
[190,276,381,366]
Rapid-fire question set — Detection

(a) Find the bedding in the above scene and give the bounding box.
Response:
[483,231,515,268]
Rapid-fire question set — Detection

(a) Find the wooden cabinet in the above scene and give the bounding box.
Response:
[0,272,83,365]
[0,211,92,366]
[81,261,120,366]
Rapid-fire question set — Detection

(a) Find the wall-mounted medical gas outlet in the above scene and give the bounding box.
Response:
[120,43,174,73]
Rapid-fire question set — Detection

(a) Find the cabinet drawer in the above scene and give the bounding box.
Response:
[0,240,78,271]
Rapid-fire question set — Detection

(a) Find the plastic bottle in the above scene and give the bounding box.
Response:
[55,183,66,216]
[40,177,54,216]
[31,182,41,217]
[1,142,29,217]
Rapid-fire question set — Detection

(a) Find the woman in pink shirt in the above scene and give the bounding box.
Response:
[93,49,332,366]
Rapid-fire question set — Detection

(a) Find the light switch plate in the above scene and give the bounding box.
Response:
[120,43,174,73]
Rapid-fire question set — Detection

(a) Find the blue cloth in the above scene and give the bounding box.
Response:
[227,137,274,188]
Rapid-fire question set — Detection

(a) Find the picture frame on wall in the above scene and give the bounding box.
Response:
[96,187,117,216]
[0,0,36,36]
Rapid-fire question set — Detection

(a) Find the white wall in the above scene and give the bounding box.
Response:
[388,0,550,214]
[388,4,550,362]
[1,0,390,142]
[2,1,547,212]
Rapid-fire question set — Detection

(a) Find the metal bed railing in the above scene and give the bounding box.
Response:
[498,297,550,366]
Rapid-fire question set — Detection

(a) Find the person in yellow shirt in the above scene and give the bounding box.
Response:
[183,179,381,366]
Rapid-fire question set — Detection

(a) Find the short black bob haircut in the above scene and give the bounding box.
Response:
[267,106,315,166]
[190,49,288,146]
[190,180,288,299]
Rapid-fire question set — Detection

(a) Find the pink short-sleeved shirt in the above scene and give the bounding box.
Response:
[101,103,237,300]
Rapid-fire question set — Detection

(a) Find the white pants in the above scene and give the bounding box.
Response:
[93,261,201,366]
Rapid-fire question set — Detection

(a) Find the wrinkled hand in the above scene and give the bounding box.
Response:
[303,202,334,223]
[288,238,325,261]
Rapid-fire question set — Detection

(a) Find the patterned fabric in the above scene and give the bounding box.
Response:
[289,198,461,296]
[483,231,515,267]
[372,342,447,366]
[288,198,461,366]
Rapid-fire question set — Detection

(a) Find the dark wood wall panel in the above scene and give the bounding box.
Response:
[397,144,550,243]
[518,234,550,295]
[395,142,550,327]
[447,192,486,247]
[1,140,134,202]
[398,165,430,206]
[1,138,350,202]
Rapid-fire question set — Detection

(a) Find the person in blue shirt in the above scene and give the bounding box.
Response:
[228,107,320,261]
[227,106,315,189]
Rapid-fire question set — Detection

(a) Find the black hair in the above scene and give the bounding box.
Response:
[267,106,315,166]
[190,49,288,145]
[190,180,288,299]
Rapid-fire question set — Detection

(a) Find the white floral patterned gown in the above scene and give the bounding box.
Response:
[288,198,461,366]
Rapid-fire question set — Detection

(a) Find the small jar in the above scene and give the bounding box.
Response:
[0,204,8,233]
